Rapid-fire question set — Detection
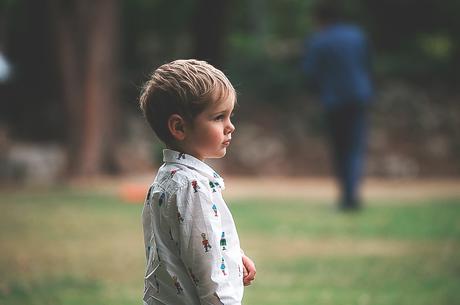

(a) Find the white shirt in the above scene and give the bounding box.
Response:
[142,149,244,305]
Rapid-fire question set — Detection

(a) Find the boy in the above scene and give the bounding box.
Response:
[139,59,256,305]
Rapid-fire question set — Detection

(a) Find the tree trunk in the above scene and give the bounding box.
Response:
[49,0,120,177]
[80,0,119,175]
[192,0,230,68]
[50,0,83,175]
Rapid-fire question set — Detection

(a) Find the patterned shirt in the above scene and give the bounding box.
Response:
[142,149,244,305]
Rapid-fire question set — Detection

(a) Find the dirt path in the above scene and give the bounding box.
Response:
[223,177,460,201]
[69,175,460,204]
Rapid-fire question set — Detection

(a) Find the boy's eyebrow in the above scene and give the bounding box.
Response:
[210,110,228,117]
[211,107,234,116]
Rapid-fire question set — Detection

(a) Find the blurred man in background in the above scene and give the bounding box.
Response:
[302,1,374,211]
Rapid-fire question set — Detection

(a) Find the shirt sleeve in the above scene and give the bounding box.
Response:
[171,179,240,305]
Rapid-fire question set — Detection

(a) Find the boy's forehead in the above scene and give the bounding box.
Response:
[210,95,235,112]
[204,88,235,109]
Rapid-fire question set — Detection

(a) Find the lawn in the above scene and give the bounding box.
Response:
[1,187,459,305]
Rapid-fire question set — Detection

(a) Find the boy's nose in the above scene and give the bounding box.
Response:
[225,121,235,134]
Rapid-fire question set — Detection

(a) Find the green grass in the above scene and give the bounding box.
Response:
[231,198,460,240]
[1,188,459,305]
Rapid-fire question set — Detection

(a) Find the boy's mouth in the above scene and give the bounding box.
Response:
[222,139,231,146]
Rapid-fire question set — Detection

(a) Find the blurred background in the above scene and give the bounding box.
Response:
[1,1,459,305]
[1,0,459,180]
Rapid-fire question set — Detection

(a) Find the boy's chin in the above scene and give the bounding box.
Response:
[206,149,227,159]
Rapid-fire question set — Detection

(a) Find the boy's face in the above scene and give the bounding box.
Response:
[181,95,235,161]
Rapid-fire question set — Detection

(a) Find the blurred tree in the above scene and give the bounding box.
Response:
[1,0,459,178]
[49,0,120,176]
[0,1,10,51]
[363,0,460,84]
[191,0,230,68]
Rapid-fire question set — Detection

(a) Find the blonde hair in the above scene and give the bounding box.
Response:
[139,59,236,144]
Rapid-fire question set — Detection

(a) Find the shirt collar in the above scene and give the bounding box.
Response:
[163,149,225,190]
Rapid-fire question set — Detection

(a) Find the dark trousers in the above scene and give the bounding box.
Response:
[325,103,368,207]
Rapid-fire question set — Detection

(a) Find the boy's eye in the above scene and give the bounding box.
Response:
[214,115,225,121]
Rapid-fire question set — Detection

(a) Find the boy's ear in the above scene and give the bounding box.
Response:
[168,114,187,141]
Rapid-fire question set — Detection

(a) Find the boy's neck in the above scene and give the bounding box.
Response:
[165,146,206,162]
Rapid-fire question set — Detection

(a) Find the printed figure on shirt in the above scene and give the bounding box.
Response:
[192,180,200,193]
[220,257,227,276]
[220,232,227,250]
[189,268,200,286]
[172,275,184,294]
[170,169,179,177]
[209,181,217,192]
[177,212,184,223]
[177,152,186,160]
[201,233,212,252]
[159,193,165,207]
[147,245,151,259]
[212,203,218,217]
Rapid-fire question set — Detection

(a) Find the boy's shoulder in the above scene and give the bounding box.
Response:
[154,162,209,194]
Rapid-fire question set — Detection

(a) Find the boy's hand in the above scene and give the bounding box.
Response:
[242,254,256,286]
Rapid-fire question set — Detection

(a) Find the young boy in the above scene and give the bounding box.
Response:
[139,59,256,305]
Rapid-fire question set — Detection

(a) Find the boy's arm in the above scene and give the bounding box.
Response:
[173,182,242,305]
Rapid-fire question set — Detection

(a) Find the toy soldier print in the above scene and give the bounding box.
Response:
[201,233,211,252]
[177,152,186,160]
[220,257,227,276]
[209,181,217,192]
[220,232,227,250]
[173,275,184,294]
[192,180,200,193]
[189,268,199,286]
[159,193,165,206]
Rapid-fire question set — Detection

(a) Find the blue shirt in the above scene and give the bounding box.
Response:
[303,23,374,109]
